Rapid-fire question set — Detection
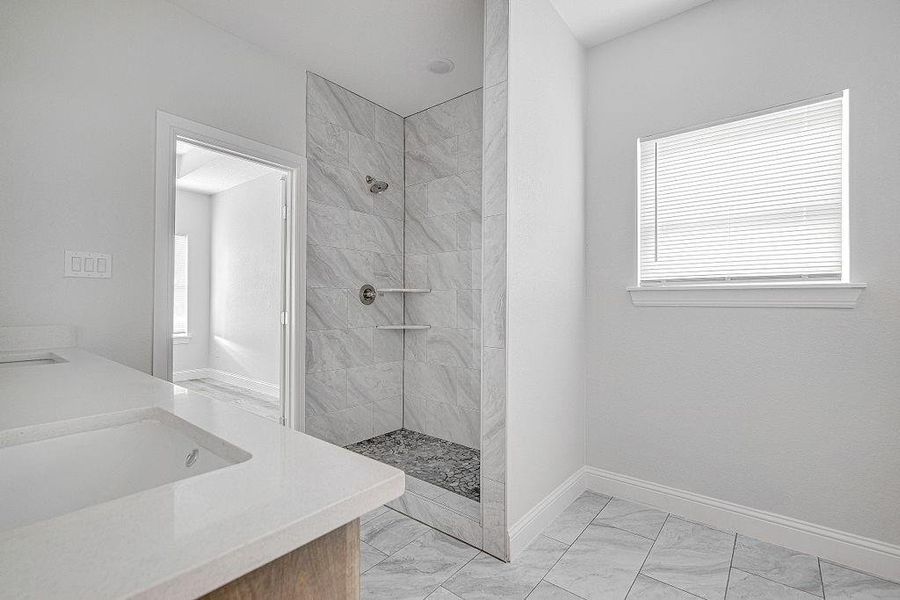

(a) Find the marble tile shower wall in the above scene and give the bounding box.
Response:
[402,89,484,450]
[305,72,406,447]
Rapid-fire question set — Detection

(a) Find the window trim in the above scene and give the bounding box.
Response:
[631,91,865,307]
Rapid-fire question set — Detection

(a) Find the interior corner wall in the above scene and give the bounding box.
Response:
[173,189,211,373]
[208,173,284,387]
[506,0,587,527]
[585,0,900,546]
[0,0,306,372]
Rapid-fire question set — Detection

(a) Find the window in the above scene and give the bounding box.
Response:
[637,91,849,286]
[173,234,189,335]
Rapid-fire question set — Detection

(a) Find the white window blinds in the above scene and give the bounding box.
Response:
[173,234,189,335]
[639,92,847,284]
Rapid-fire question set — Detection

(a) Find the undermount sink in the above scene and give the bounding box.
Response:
[0,407,251,532]
[0,351,67,368]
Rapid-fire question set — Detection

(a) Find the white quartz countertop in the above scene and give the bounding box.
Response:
[0,348,405,600]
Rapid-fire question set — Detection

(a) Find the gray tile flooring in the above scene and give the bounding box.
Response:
[347,428,481,501]
[360,492,900,600]
[177,378,281,422]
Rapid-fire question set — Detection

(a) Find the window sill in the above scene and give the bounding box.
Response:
[627,283,866,308]
[172,333,193,344]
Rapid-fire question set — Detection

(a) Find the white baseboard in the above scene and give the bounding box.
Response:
[582,466,900,582]
[508,468,588,560]
[172,367,279,398]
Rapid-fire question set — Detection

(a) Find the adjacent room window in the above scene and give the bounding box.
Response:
[638,91,848,285]
[173,234,189,335]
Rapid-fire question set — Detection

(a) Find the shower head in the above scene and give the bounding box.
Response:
[365,175,389,194]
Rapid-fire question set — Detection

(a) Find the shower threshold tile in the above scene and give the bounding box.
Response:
[346,428,480,501]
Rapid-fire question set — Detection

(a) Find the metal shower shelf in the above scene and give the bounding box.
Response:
[377,288,431,294]
[374,325,431,330]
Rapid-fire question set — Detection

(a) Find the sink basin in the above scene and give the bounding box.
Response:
[0,407,251,532]
[0,351,67,368]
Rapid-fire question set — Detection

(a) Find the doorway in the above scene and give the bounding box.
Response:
[153,112,305,429]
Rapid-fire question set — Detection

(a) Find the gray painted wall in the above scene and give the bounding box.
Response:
[403,89,484,450]
[585,0,900,545]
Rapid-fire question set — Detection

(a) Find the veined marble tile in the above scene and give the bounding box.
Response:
[457,210,483,250]
[545,524,653,600]
[457,290,482,330]
[445,535,568,600]
[307,158,373,214]
[627,575,700,599]
[404,331,427,362]
[528,581,583,600]
[542,490,611,545]
[428,327,480,369]
[374,327,403,363]
[593,498,668,540]
[406,360,458,405]
[482,82,508,218]
[308,201,350,248]
[305,402,372,446]
[348,362,402,403]
[307,115,349,167]
[406,183,428,218]
[307,72,375,139]
[306,327,374,372]
[434,490,481,521]
[404,254,428,289]
[374,105,404,151]
[348,211,403,255]
[727,569,821,600]
[732,535,823,596]
[481,347,506,483]
[362,529,479,600]
[459,130,483,174]
[361,508,432,555]
[820,561,900,600]
[350,131,403,186]
[406,90,482,151]
[456,366,480,411]
[406,291,458,328]
[407,475,450,500]
[372,252,403,288]
[482,478,507,558]
[641,517,734,600]
[403,394,427,433]
[428,250,479,290]
[387,491,482,548]
[305,368,347,416]
[307,243,370,288]
[361,540,388,573]
[361,505,389,525]
[427,401,479,449]
[483,0,508,88]
[406,214,459,255]
[306,287,348,330]
[427,170,482,216]
[483,214,506,348]
[373,183,404,221]
[349,289,402,327]
[373,396,402,436]
[407,137,459,186]
[427,589,465,600]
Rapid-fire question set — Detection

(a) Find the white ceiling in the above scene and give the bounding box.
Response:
[549,0,713,48]
[165,0,485,116]
[175,141,279,195]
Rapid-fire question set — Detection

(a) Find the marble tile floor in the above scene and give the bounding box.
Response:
[177,378,281,422]
[359,493,900,600]
[346,428,481,501]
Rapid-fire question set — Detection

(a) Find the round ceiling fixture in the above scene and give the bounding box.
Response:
[426,58,455,75]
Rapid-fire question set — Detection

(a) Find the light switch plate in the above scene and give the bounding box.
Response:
[65,250,112,278]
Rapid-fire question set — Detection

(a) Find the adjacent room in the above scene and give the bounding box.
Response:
[1,1,898,599]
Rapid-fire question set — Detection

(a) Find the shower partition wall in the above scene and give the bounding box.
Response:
[304,72,488,548]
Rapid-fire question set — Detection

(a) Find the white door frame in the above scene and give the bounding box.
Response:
[153,110,307,431]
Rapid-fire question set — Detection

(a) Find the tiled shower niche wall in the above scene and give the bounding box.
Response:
[403,89,484,450]
[305,72,406,446]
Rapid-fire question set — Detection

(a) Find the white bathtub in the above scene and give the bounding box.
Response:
[0,407,251,532]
